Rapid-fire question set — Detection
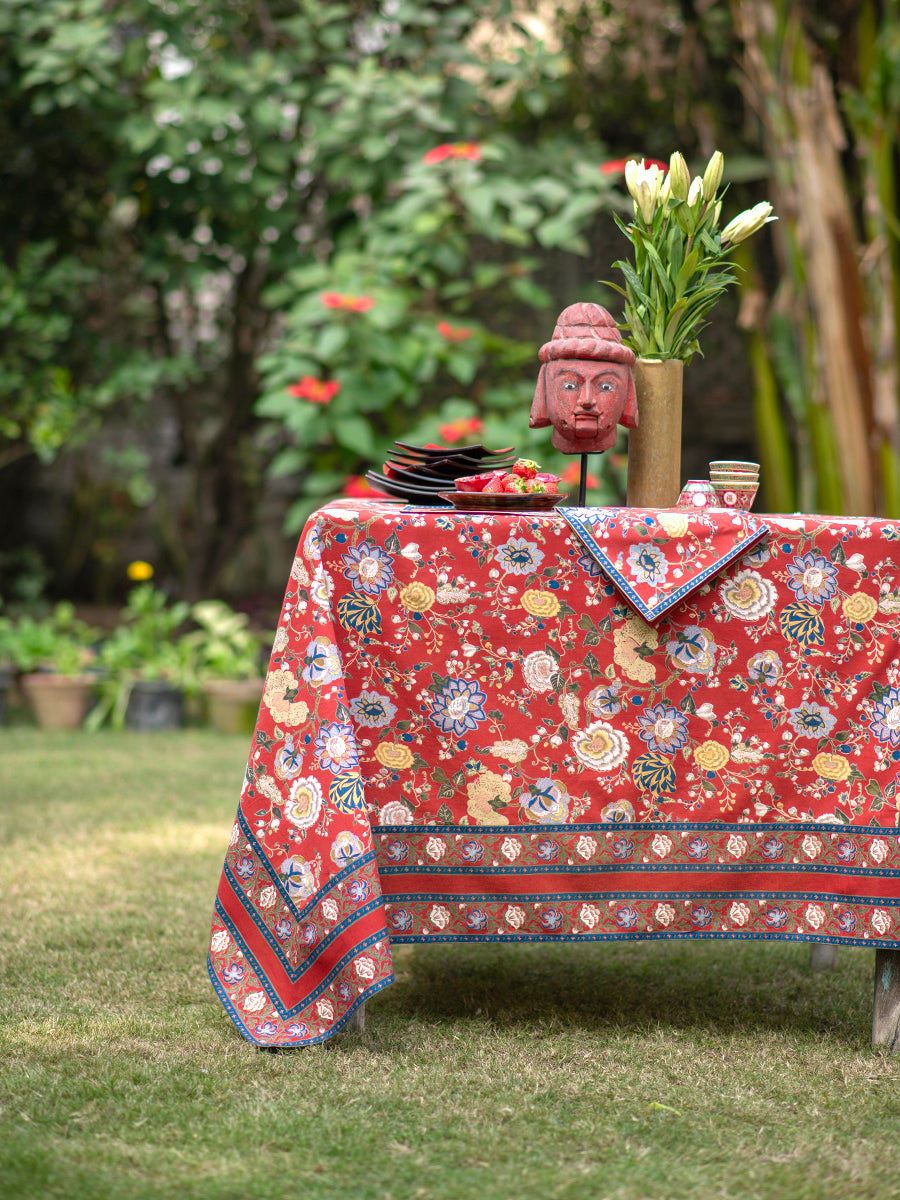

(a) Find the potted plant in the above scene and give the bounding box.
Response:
[7,602,100,729]
[89,584,192,731]
[184,600,266,735]
[0,606,16,725]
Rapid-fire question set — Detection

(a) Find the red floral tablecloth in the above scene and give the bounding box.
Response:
[208,499,900,1047]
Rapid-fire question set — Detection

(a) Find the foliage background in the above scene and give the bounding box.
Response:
[1,0,898,605]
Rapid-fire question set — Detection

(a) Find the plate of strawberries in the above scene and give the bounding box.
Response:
[440,459,565,511]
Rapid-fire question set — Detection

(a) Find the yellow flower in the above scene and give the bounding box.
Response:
[262,670,309,727]
[374,742,413,770]
[399,581,435,613]
[613,615,658,683]
[693,741,729,771]
[657,512,688,538]
[521,589,560,619]
[813,753,851,782]
[842,591,877,624]
[466,770,511,825]
[127,560,154,581]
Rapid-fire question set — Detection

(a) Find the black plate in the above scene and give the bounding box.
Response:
[394,441,515,460]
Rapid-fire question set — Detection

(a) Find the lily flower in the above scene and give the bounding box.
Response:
[668,152,691,201]
[720,201,775,245]
[701,150,724,198]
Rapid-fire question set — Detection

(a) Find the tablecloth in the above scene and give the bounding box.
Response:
[208,499,900,1047]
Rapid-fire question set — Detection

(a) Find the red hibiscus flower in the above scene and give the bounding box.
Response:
[287,376,341,404]
[343,475,383,498]
[600,157,668,175]
[422,142,481,165]
[562,461,599,488]
[320,292,375,312]
[436,320,473,342]
[438,417,483,443]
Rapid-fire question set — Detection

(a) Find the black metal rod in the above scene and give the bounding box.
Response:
[577,453,588,506]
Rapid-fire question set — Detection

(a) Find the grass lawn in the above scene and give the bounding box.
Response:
[2,728,899,1200]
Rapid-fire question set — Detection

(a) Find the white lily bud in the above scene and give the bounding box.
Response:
[635,176,657,224]
[624,158,640,200]
[668,151,690,201]
[687,176,703,207]
[720,201,775,245]
[701,150,724,199]
[658,173,672,207]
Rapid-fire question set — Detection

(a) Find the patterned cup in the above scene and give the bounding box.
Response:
[712,481,758,510]
[676,480,717,509]
[709,460,760,473]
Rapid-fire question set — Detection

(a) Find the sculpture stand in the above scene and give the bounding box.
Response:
[577,454,588,506]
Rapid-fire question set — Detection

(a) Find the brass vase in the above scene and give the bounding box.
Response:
[625,358,684,509]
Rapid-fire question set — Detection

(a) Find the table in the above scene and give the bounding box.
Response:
[207,499,900,1049]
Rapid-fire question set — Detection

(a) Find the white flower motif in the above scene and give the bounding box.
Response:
[805,904,826,930]
[731,742,764,764]
[580,903,601,929]
[729,902,750,926]
[719,569,777,621]
[379,800,412,825]
[355,955,377,980]
[436,585,471,604]
[523,650,556,693]
[316,998,334,1022]
[695,702,716,721]
[322,898,339,922]
[210,929,230,953]
[872,908,893,935]
[575,834,598,860]
[651,833,673,859]
[258,886,277,909]
[505,905,526,929]
[802,834,823,860]
[726,835,749,859]
[870,838,890,864]
[490,738,530,763]
[654,902,676,926]
[500,837,522,862]
[241,991,268,1013]
[572,721,630,772]
[310,565,333,607]
[229,823,240,847]
[845,553,866,573]
[286,776,323,830]
[429,904,450,929]
[400,542,421,561]
[425,836,446,861]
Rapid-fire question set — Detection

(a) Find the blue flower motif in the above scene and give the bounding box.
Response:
[690,906,713,929]
[390,908,414,932]
[222,963,245,984]
[330,772,365,813]
[687,837,710,860]
[778,602,825,646]
[762,838,784,860]
[466,909,489,931]
[666,625,717,674]
[587,682,622,717]
[787,701,836,739]
[495,537,544,575]
[616,906,639,930]
[626,542,669,585]
[540,908,564,931]
[518,779,570,824]
[341,541,394,595]
[350,690,397,728]
[285,1021,309,1038]
[602,799,636,823]
[335,981,352,1002]
[870,686,900,747]
[347,879,371,903]
[637,704,689,753]
[786,552,838,604]
[253,1020,279,1037]
[235,856,254,879]
[835,840,857,863]
[536,838,559,861]
[612,837,635,860]
[460,840,484,863]
[337,591,382,635]
[302,637,343,685]
[314,722,359,774]
[577,551,602,577]
[765,906,788,929]
[838,910,858,933]
[300,923,317,946]
[384,839,409,863]
[429,677,487,735]
[274,917,293,940]
[747,651,783,685]
[631,752,676,796]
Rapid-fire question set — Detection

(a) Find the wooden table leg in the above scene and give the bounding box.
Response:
[809,943,839,971]
[873,947,900,1052]
[345,1001,366,1034]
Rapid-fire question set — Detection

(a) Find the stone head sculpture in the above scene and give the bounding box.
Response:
[530,302,638,454]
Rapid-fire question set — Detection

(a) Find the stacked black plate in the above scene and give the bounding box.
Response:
[366,441,515,505]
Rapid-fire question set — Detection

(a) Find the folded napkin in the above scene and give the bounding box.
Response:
[559,506,767,623]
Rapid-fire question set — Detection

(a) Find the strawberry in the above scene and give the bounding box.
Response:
[503,474,528,493]
[512,458,539,479]
[525,478,548,494]
[455,472,494,492]
[483,473,506,493]
[535,472,559,494]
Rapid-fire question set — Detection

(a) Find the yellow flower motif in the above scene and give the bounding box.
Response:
[842,591,877,624]
[520,589,560,619]
[126,560,154,581]
[812,752,851,782]
[374,742,413,770]
[613,614,658,683]
[262,670,309,727]
[466,770,511,825]
[693,741,729,771]
[657,512,688,538]
[399,581,435,612]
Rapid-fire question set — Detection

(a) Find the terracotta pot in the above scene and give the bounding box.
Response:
[203,678,264,735]
[125,679,184,731]
[21,673,95,730]
[625,358,684,509]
